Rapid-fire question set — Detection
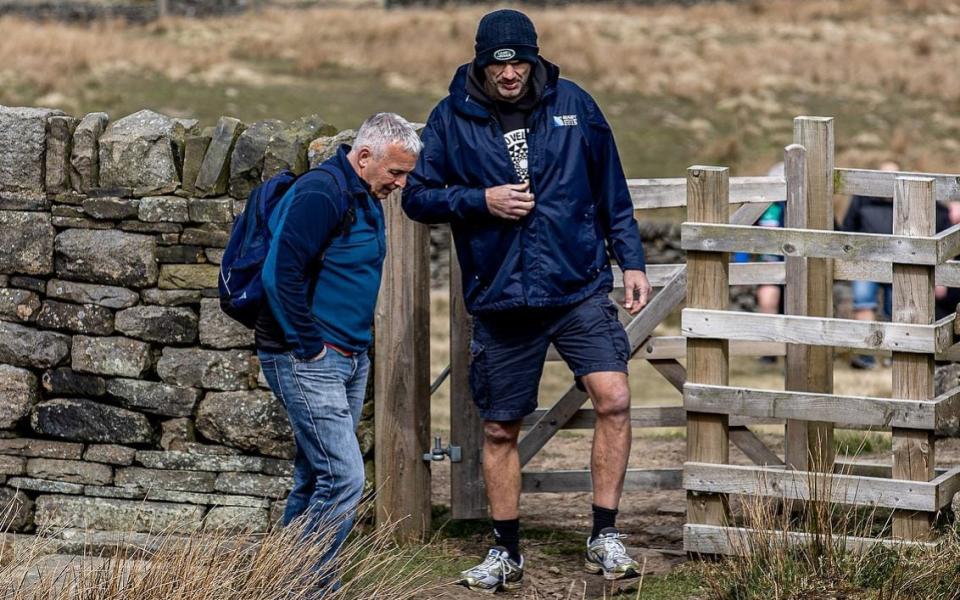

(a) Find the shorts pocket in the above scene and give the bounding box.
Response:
[469,340,490,410]
[599,298,630,363]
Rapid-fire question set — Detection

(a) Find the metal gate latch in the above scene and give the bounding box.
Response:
[423,434,461,463]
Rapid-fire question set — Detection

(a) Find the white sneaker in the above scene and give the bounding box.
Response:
[459,546,524,593]
[584,527,640,580]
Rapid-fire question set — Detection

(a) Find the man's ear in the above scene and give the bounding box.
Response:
[356,146,372,168]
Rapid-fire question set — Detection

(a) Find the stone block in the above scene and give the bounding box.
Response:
[357,419,374,459]
[0,488,33,532]
[204,249,225,264]
[141,288,202,307]
[70,112,109,193]
[115,467,215,493]
[0,194,51,211]
[135,450,264,473]
[188,197,234,223]
[0,288,42,322]
[228,119,286,200]
[36,300,114,335]
[34,495,204,533]
[0,365,39,429]
[0,211,55,275]
[0,438,84,460]
[9,276,45,293]
[156,347,253,391]
[196,390,293,458]
[8,477,83,494]
[181,135,211,196]
[72,335,151,378]
[82,197,139,220]
[180,223,230,247]
[160,417,195,451]
[87,485,268,509]
[45,115,79,194]
[199,298,253,349]
[156,245,205,264]
[0,107,64,198]
[46,279,139,309]
[138,196,189,223]
[51,216,114,229]
[42,368,106,397]
[106,378,200,417]
[0,456,26,475]
[83,444,136,466]
[214,472,291,499]
[98,110,193,196]
[119,220,182,234]
[195,117,244,197]
[158,264,219,290]
[31,398,156,444]
[115,306,198,344]
[269,500,285,526]
[260,458,294,477]
[263,115,336,180]
[26,458,113,486]
[204,506,268,533]
[51,205,85,218]
[55,229,158,287]
[0,322,70,369]
[308,129,356,168]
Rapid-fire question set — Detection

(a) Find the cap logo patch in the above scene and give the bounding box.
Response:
[493,48,516,61]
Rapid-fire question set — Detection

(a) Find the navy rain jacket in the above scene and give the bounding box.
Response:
[402,60,646,314]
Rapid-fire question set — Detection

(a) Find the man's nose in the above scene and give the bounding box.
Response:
[395,174,408,188]
[502,64,517,78]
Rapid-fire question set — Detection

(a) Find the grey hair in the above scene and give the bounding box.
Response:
[353,112,423,158]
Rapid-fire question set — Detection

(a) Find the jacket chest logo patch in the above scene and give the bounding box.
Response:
[552,114,579,127]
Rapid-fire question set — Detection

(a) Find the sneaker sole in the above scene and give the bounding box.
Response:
[459,579,522,593]
[584,560,639,581]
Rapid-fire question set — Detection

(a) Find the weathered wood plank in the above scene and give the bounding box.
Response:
[835,167,960,202]
[374,191,430,540]
[685,165,730,527]
[730,425,784,466]
[683,462,943,511]
[681,223,939,266]
[891,175,937,541]
[684,383,938,430]
[448,238,486,520]
[834,260,960,286]
[684,524,937,556]
[522,468,681,493]
[629,176,783,210]
[682,309,949,354]
[649,358,686,393]
[936,222,960,263]
[521,406,686,429]
[933,467,960,510]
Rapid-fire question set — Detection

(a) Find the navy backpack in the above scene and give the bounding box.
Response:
[218,164,350,328]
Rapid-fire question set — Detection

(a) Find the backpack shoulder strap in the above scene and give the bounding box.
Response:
[314,163,350,216]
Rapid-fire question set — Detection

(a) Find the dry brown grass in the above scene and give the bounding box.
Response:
[0,507,443,599]
[3,0,960,104]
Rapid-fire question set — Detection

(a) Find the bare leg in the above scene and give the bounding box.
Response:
[482,420,523,520]
[583,372,632,509]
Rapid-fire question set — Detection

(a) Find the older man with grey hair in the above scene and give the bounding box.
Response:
[255,112,421,566]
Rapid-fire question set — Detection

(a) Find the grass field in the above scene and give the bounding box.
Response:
[3,0,960,177]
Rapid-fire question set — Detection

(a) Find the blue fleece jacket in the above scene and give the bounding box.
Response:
[260,146,386,358]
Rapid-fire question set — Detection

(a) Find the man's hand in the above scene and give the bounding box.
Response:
[622,269,652,315]
[485,182,535,220]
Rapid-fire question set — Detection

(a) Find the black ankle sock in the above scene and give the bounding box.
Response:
[492,518,521,562]
[591,505,618,541]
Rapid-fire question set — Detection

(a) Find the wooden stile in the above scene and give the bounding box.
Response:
[891,176,938,541]
[374,192,431,540]
[685,165,730,526]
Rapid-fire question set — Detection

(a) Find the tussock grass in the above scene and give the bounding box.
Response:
[0,505,443,599]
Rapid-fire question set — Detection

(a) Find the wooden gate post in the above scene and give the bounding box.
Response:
[892,176,937,540]
[449,238,486,519]
[375,192,431,540]
[785,117,835,471]
[686,166,730,526]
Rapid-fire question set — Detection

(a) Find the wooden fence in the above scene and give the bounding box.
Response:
[374,114,960,547]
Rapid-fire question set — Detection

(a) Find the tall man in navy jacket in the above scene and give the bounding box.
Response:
[402,10,651,593]
[256,113,421,566]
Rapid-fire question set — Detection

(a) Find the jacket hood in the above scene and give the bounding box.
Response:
[449,57,560,119]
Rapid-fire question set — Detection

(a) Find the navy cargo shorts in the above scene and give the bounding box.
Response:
[469,291,631,422]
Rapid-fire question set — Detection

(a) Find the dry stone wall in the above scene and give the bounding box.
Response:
[0,104,365,536]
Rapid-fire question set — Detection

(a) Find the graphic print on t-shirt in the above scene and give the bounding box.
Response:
[503,128,529,181]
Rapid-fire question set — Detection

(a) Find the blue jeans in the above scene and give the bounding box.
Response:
[258,349,369,567]
[852,280,892,319]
